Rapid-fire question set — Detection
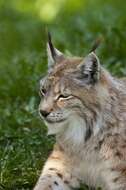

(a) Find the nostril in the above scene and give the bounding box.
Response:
[40,110,50,117]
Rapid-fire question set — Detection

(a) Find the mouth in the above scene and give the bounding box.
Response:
[39,111,67,124]
[45,117,66,124]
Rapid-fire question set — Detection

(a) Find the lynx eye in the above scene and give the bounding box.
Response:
[58,94,71,100]
[39,87,47,96]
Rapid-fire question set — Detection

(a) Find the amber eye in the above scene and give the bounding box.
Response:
[58,94,71,100]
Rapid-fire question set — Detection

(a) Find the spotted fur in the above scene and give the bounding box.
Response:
[34,37,126,190]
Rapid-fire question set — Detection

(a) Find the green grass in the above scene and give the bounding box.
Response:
[0,0,126,189]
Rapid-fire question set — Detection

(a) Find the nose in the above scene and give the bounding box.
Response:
[40,110,50,118]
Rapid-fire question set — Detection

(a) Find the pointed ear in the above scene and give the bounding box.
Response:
[78,52,101,84]
[47,32,64,72]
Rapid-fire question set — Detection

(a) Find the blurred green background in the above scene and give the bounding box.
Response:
[0,0,126,189]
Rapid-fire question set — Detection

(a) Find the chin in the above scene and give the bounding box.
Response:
[45,120,68,135]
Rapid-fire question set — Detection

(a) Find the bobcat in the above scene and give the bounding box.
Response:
[34,34,126,190]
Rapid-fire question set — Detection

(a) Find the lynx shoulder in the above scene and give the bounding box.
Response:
[34,34,126,190]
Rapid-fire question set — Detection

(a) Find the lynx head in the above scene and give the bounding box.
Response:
[39,34,108,141]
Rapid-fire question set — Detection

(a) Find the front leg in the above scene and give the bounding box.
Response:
[34,144,80,190]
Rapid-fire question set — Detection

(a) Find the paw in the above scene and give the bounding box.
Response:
[34,175,70,190]
[34,181,52,190]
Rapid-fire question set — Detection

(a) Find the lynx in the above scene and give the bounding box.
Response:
[34,34,126,190]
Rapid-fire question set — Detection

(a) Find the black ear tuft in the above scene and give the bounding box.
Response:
[47,32,64,72]
[90,36,103,53]
[47,32,56,60]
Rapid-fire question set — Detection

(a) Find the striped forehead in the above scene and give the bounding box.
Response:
[46,75,60,94]
[43,57,83,93]
[50,57,82,76]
